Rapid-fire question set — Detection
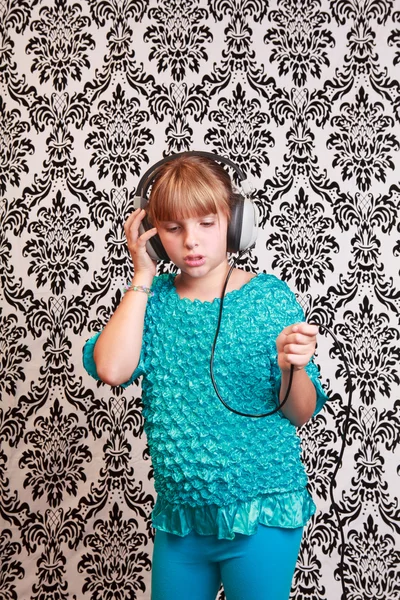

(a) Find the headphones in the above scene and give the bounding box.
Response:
[133,151,258,261]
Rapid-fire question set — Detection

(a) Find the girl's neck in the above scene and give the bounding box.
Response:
[174,261,231,302]
[174,263,256,302]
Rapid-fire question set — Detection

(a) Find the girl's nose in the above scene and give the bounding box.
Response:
[184,229,198,249]
[184,237,199,249]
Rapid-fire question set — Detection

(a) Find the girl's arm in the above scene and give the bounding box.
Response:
[93,209,158,386]
[276,323,319,427]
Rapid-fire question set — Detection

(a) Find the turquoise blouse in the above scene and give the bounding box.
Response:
[83,273,328,539]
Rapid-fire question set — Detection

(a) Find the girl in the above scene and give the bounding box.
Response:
[83,153,327,600]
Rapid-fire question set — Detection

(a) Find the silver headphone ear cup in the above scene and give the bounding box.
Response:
[238,198,258,251]
[227,195,244,253]
[227,195,258,253]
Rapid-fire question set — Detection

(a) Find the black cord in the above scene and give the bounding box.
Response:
[210,257,352,599]
[210,250,295,417]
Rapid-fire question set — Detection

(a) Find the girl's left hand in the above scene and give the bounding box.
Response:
[276,323,318,372]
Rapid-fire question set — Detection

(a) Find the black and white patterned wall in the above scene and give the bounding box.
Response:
[1,1,399,598]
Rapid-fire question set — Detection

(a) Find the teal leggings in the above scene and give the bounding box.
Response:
[151,525,303,600]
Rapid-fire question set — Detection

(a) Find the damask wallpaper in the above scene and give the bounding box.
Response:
[1,1,399,599]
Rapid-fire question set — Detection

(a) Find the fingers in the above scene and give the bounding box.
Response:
[136,224,158,247]
[277,322,318,370]
[281,322,319,338]
[124,208,146,240]
[283,341,315,360]
[125,208,157,245]
[283,324,317,350]
[124,208,158,273]
[291,322,319,336]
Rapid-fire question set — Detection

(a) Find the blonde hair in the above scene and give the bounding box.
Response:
[147,154,233,225]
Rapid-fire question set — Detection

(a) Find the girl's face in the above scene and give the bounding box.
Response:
[156,211,229,279]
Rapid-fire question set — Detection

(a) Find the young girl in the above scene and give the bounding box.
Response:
[83,154,327,600]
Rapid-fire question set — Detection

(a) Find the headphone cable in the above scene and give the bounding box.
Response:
[210,249,294,418]
[210,254,352,599]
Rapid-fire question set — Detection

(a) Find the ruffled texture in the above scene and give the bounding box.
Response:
[152,489,316,540]
[83,273,328,539]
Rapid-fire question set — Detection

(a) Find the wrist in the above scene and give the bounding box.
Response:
[123,283,153,297]
[131,272,155,288]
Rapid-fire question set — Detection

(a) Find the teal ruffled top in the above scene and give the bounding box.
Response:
[83,273,327,539]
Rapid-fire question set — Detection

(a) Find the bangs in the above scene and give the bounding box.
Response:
[150,185,223,223]
[146,157,232,225]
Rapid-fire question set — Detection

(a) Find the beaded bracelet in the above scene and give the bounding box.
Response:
[122,284,154,297]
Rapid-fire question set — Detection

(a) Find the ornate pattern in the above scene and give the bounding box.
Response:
[327,87,400,191]
[1,1,399,599]
[26,0,95,91]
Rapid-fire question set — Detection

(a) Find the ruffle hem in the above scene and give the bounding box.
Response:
[152,489,315,540]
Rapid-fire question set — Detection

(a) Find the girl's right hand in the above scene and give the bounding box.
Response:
[124,208,158,277]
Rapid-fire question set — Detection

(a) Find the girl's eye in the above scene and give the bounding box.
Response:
[166,225,180,232]
[201,221,214,227]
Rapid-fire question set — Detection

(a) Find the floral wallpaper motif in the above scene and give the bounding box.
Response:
[327,87,400,192]
[1,1,399,599]
[26,0,95,91]
[265,0,335,86]
[19,398,92,507]
[86,84,154,186]
[23,191,94,294]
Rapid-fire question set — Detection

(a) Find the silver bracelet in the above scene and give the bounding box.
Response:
[122,284,154,297]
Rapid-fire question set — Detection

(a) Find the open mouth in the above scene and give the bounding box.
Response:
[184,255,206,267]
